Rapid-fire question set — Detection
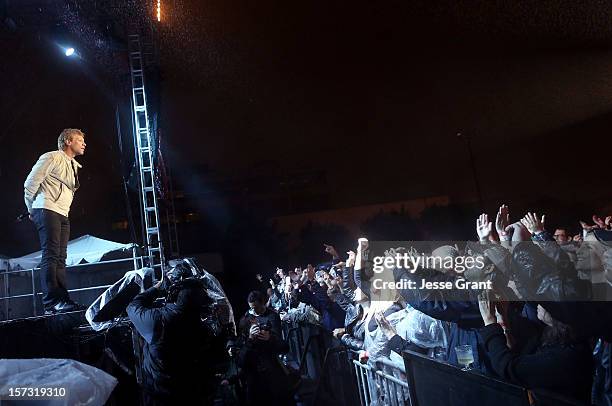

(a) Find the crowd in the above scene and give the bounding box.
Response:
[231,204,612,406]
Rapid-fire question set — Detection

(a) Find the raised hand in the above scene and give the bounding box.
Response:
[592,215,612,230]
[478,294,497,326]
[476,213,493,241]
[579,214,612,233]
[357,238,369,252]
[593,215,607,229]
[520,212,545,234]
[374,311,397,340]
[580,221,598,232]
[300,268,308,282]
[505,221,530,242]
[322,271,333,287]
[495,204,510,239]
[284,284,293,302]
[346,250,356,268]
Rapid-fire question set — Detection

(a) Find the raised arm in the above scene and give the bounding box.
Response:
[127,283,163,344]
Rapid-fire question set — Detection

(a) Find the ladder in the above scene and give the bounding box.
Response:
[128,33,165,276]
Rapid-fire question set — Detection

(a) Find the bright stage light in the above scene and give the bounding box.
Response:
[157,0,161,22]
[65,47,75,57]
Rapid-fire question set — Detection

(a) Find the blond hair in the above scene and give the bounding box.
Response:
[57,128,85,151]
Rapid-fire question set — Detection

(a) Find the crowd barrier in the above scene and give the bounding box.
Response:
[281,321,410,406]
[352,356,410,406]
[403,350,586,406]
[280,321,588,406]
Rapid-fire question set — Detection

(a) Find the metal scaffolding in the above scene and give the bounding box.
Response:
[127,32,165,275]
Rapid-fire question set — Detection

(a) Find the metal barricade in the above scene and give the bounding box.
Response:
[352,356,411,406]
[283,321,305,365]
[282,321,327,380]
[281,321,413,405]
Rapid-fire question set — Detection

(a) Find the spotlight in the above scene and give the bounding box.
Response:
[65,47,75,57]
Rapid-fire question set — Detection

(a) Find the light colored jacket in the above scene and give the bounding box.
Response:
[24,150,82,217]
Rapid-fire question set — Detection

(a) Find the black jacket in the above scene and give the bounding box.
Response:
[478,318,593,402]
[127,287,214,399]
[295,283,346,331]
[237,308,294,405]
[237,308,288,372]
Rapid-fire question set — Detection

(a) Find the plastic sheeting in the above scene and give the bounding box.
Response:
[364,307,401,362]
[86,259,237,335]
[397,306,447,349]
[0,358,117,406]
[86,268,153,331]
[8,234,134,270]
[364,307,447,363]
[361,305,446,406]
[167,258,236,335]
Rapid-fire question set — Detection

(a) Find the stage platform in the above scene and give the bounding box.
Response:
[0,311,140,405]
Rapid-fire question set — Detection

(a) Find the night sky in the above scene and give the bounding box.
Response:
[1,0,612,257]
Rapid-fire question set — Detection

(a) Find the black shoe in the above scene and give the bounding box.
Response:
[44,300,80,315]
[65,299,86,311]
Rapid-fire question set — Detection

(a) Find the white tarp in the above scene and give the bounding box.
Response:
[0,358,117,406]
[86,268,152,331]
[8,235,134,271]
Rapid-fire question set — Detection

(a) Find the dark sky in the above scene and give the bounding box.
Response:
[1,0,612,255]
[158,0,612,206]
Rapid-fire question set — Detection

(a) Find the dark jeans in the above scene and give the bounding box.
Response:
[32,208,70,307]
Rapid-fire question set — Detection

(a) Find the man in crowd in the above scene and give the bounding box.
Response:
[553,227,571,245]
[236,290,295,405]
[24,128,86,314]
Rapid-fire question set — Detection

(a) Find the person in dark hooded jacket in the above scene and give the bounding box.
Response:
[127,278,215,405]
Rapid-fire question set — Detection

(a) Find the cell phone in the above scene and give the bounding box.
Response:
[258,321,271,331]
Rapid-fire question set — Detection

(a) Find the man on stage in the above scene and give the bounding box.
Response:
[24,128,86,314]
